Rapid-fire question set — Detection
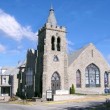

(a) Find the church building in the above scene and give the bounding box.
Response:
[17,6,110,100]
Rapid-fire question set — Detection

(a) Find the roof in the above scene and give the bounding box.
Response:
[2,67,19,75]
[0,67,15,75]
[47,5,57,26]
[68,43,93,66]
[17,60,26,68]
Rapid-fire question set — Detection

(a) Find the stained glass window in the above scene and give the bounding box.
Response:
[104,72,109,87]
[51,72,60,81]
[76,70,81,88]
[85,64,100,87]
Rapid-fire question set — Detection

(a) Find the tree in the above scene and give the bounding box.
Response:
[70,84,75,94]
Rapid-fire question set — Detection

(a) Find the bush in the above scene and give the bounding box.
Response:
[70,84,75,94]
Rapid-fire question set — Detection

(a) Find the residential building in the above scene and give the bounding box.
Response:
[0,67,19,97]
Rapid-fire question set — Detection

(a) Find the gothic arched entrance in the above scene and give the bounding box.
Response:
[51,72,60,94]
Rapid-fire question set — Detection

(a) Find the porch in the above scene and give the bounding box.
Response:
[0,85,12,97]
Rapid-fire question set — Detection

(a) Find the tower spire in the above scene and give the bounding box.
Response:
[47,5,57,26]
[50,4,53,11]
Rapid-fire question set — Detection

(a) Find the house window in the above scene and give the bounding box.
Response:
[85,63,100,87]
[3,77,6,84]
[76,70,81,88]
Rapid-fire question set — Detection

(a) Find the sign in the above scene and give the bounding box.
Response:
[46,90,52,99]
[56,90,69,95]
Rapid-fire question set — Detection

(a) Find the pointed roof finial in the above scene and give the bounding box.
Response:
[50,4,54,11]
[47,5,57,26]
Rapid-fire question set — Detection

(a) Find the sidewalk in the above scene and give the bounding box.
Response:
[7,94,110,106]
[45,95,110,105]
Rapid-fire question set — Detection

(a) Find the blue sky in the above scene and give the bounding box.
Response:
[0,0,110,67]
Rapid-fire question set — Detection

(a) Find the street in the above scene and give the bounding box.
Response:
[0,100,105,110]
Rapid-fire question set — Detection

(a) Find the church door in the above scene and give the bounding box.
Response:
[51,72,60,94]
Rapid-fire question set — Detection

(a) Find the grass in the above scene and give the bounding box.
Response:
[75,93,87,95]
[8,100,33,105]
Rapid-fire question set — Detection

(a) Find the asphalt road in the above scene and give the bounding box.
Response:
[0,101,105,110]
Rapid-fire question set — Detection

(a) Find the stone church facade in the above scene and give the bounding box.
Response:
[68,43,110,94]
[17,7,110,99]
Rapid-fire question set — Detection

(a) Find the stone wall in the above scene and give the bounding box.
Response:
[68,43,110,94]
[42,24,68,99]
[13,74,18,95]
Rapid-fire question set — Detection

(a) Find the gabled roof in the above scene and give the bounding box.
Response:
[2,67,19,75]
[17,60,26,68]
[0,66,14,75]
[47,5,57,26]
[68,43,93,66]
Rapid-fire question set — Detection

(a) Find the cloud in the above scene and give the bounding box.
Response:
[17,45,23,50]
[0,66,1,74]
[8,49,20,54]
[67,39,74,46]
[6,48,27,55]
[66,39,74,53]
[0,44,6,52]
[0,9,37,41]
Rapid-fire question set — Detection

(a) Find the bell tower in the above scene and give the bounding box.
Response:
[35,6,68,98]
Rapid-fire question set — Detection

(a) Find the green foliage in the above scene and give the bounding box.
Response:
[70,84,75,94]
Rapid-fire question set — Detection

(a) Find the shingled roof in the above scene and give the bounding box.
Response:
[68,43,93,66]
[3,67,19,75]
[47,5,57,26]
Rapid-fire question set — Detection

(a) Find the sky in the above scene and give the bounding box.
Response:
[0,0,110,67]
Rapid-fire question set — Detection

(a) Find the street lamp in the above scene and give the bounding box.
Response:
[22,88,25,103]
[24,84,27,102]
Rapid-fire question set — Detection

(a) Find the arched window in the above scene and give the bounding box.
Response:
[51,36,55,50]
[85,63,100,87]
[51,72,60,81]
[104,72,109,87]
[76,70,81,88]
[57,37,61,51]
